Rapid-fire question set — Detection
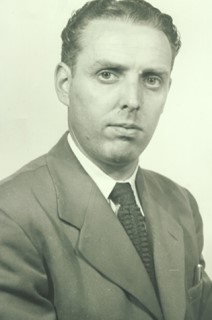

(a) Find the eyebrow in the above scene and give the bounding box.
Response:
[90,60,128,71]
[89,59,171,76]
[141,68,170,77]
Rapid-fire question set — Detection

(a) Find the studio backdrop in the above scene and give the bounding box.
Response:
[0,0,211,276]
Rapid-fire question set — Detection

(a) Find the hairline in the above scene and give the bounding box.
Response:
[67,17,177,72]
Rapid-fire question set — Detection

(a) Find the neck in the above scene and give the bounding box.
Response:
[91,158,139,181]
[82,149,139,181]
[69,130,139,181]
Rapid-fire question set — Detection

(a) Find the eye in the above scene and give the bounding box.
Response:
[97,70,118,83]
[144,75,162,89]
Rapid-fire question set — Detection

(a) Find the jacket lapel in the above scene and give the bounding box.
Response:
[47,134,163,320]
[136,169,186,320]
[77,183,163,320]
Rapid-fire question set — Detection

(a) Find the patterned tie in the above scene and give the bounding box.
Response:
[109,182,157,289]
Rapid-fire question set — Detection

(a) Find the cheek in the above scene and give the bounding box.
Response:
[142,103,163,120]
[143,92,167,117]
[69,102,101,140]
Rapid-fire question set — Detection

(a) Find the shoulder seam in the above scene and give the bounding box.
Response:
[0,208,44,261]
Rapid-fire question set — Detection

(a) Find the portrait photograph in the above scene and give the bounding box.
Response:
[0,1,211,319]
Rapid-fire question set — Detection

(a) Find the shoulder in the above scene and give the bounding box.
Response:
[0,154,52,197]
[0,132,69,196]
[0,154,57,229]
[141,167,187,193]
[0,154,48,187]
[140,168,203,246]
[140,167,200,213]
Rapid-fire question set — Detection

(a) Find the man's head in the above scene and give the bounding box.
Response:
[55,0,180,180]
[61,0,181,70]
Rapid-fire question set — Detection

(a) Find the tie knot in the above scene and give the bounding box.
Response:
[109,183,136,206]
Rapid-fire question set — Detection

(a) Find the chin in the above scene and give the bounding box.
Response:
[92,142,144,169]
[106,150,140,167]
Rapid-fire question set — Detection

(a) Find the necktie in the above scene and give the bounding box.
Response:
[109,182,157,289]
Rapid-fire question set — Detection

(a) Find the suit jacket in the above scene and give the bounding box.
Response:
[0,133,211,320]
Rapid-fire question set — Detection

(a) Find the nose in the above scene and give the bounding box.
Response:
[120,78,141,112]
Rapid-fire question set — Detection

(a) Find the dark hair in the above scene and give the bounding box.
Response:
[61,0,181,68]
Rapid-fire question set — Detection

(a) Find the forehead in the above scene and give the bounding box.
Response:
[77,19,172,71]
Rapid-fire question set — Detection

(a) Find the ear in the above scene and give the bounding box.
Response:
[54,62,72,107]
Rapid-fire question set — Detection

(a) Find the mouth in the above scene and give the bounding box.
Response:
[108,123,142,138]
[109,123,142,130]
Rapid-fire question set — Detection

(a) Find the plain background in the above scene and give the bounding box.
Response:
[0,0,211,277]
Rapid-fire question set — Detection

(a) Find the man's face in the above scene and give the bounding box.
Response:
[66,19,172,175]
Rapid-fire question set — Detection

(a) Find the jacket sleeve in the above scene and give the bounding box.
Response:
[200,269,212,320]
[0,209,57,320]
[188,191,212,320]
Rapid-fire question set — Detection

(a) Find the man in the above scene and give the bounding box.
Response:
[0,0,211,319]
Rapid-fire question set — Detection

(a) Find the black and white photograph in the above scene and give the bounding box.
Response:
[0,1,211,319]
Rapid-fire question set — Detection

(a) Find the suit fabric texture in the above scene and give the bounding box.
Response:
[0,133,211,320]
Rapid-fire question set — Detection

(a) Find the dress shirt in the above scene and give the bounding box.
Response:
[67,133,144,215]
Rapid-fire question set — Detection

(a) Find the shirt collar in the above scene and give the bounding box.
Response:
[67,133,139,199]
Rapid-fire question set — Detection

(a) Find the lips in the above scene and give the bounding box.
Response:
[109,123,142,131]
[108,123,142,138]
